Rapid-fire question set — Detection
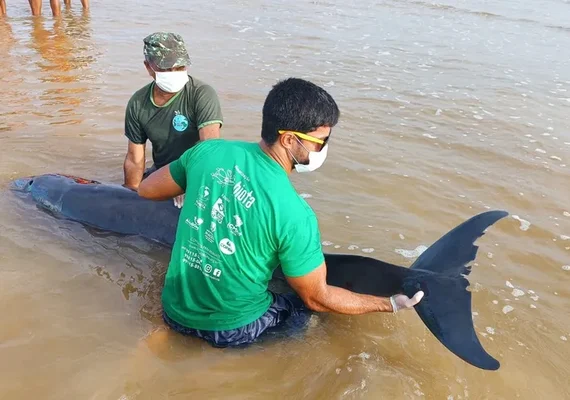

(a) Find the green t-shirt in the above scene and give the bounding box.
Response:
[163,139,324,331]
[124,75,223,169]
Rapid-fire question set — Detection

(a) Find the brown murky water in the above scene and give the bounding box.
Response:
[1,0,570,398]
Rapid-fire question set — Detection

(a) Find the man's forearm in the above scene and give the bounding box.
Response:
[306,285,394,314]
[123,157,144,190]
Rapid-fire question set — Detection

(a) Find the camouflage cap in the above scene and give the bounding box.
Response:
[143,32,191,70]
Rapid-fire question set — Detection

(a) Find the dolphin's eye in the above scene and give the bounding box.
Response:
[29,179,34,185]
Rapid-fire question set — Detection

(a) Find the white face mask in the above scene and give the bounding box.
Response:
[292,142,329,173]
[154,70,189,93]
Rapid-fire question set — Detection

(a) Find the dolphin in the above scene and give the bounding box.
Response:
[9,173,509,370]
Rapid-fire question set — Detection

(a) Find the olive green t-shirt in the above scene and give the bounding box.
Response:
[124,76,223,168]
[162,139,324,331]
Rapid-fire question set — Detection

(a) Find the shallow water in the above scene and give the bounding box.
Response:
[1,0,569,398]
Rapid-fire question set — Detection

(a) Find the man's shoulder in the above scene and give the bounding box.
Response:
[182,139,252,163]
[184,76,218,97]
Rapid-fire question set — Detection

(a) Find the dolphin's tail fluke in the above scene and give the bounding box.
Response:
[402,210,509,370]
[322,210,508,370]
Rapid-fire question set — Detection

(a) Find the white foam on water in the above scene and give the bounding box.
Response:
[487,252,493,259]
[530,304,537,309]
[334,245,341,249]
[336,368,341,374]
[322,241,333,246]
[560,235,570,240]
[493,300,499,305]
[561,336,568,341]
[486,327,495,335]
[512,215,531,231]
[395,245,427,258]
[550,156,562,161]
[435,109,442,116]
[472,312,479,317]
[503,305,514,314]
[423,133,437,139]
[362,248,374,253]
[528,290,535,294]
[562,265,570,271]
[299,193,313,199]
[506,281,514,288]
[348,245,359,250]
[535,148,547,153]
[399,234,405,240]
[512,289,525,297]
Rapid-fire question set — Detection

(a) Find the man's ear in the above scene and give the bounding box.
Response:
[279,131,296,150]
[144,61,155,79]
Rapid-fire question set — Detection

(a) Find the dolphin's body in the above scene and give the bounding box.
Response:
[10,173,509,371]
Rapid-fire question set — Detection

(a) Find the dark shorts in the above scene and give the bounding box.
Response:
[162,292,312,348]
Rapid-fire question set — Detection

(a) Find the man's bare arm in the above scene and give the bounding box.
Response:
[198,123,221,141]
[123,141,145,190]
[138,163,184,201]
[286,262,424,314]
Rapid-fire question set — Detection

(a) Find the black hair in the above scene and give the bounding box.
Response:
[261,77,340,145]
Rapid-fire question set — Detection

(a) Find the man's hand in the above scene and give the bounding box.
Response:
[390,291,424,313]
[173,194,185,208]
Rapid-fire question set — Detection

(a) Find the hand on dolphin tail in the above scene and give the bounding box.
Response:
[390,290,425,313]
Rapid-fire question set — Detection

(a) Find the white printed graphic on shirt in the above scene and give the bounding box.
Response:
[194,185,210,210]
[218,238,236,255]
[185,216,204,231]
[211,168,235,186]
[227,215,243,237]
[234,165,250,182]
[232,181,256,209]
[211,197,225,223]
[205,220,216,243]
[182,238,223,281]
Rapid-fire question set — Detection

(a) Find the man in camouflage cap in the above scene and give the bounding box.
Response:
[122,31,223,208]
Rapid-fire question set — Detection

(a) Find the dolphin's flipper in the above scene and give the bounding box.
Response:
[410,210,509,274]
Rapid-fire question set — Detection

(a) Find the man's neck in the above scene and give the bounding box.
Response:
[258,140,293,174]
[152,84,177,107]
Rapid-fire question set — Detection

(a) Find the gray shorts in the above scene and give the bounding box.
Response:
[162,292,312,348]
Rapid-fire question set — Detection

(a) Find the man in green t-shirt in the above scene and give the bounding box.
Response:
[123,32,223,208]
[138,78,424,347]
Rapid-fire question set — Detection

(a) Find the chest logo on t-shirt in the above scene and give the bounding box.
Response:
[172,111,189,132]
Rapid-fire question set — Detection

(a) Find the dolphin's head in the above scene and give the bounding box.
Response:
[10,176,36,192]
[9,174,82,213]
